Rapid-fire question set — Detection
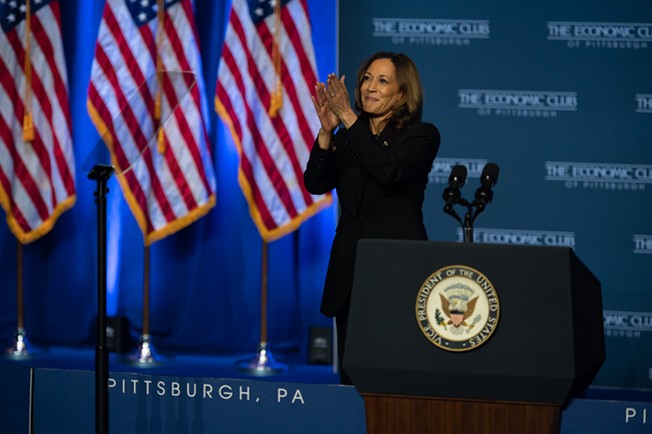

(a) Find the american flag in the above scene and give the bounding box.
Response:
[216,0,331,242]
[0,0,76,244]
[87,0,216,246]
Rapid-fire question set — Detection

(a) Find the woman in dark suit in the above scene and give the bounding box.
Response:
[303,51,441,384]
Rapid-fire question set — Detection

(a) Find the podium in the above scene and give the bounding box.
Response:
[343,240,605,434]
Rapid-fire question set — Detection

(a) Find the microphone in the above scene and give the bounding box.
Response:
[440,161,499,243]
[443,164,468,205]
[449,164,468,188]
[474,163,499,206]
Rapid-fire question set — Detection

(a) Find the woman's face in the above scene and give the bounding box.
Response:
[360,58,403,121]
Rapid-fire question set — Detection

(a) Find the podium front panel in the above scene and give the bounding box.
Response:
[343,240,605,405]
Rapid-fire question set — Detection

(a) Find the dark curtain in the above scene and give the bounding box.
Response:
[0,0,337,356]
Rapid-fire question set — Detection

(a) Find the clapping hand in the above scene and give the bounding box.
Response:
[311,73,351,134]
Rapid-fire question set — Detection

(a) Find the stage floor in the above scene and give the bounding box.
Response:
[1,344,340,384]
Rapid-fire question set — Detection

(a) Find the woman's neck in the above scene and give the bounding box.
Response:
[369,116,389,135]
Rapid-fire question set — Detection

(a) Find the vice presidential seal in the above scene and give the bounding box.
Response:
[415,265,500,352]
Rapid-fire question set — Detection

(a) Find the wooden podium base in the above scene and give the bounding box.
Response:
[363,393,561,434]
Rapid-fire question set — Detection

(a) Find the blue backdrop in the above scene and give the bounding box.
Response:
[0,0,337,355]
[2,0,651,394]
[339,0,652,390]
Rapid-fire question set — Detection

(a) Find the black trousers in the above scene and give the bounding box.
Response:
[335,303,353,385]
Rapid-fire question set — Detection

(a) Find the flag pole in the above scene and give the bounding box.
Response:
[236,239,286,375]
[236,0,287,375]
[129,0,164,366]
[6,241,30,357]
[129,245,160,365]
[261,239,268,343]
[7,0,32,358]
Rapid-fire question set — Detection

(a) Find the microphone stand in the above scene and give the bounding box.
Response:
[444,199,472,243]
[444,197,491,244]
[443,163,498,244]
[463,201,474,243]
[88,164,114,434]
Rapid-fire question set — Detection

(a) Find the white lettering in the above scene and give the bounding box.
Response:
[157,381,166,396]
[219,385,232,399]
[575,24,636,38]
[292,389,305,404]
[239,386,250,401]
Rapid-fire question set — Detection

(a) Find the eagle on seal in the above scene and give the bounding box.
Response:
[440,294,479,328]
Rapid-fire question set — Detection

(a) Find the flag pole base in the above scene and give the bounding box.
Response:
[5,327,31,359]
[236,342,287,376]
[127,334,163,366]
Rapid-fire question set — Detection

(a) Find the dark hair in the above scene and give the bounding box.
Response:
[353,51,424,131]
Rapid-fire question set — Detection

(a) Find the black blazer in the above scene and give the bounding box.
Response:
[304,118,441,317]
